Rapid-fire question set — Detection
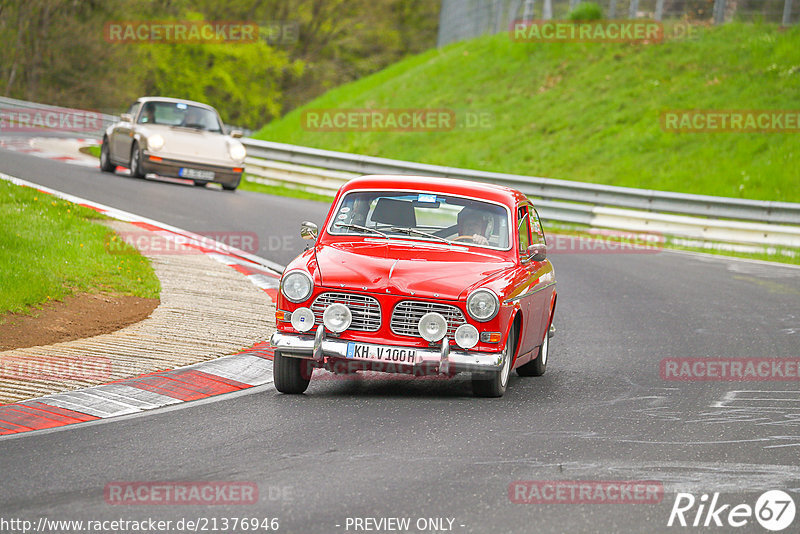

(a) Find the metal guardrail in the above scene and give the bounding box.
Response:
[0,95,118,138]
[1,95,797,248]
[241,138,800,226]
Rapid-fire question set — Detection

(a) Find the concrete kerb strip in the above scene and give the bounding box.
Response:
[0,173,284,437]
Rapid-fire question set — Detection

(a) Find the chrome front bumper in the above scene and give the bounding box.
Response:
[270,326,505,375]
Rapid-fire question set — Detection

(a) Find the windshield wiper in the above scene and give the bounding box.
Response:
[389,227,452,245]
[334,223,389,238]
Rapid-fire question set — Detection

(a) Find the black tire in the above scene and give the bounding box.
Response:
[221,180,239,191]
[472,327,516,398]
[99,138,114,172]
[517,321,551,377]
[129,142,145,178]
[193,180,208,187]
[273,352,312,394]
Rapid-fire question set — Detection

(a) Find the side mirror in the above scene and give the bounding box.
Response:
[300,221,318,241]
[526,243,547,262]
[120,113,133,123]
[230,130,244,138]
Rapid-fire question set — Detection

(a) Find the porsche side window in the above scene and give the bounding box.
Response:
[126,103,140,120]
[517,206,531,253]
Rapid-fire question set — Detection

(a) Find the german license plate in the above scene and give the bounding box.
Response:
[179,168,215,180]
[346,342,417,365]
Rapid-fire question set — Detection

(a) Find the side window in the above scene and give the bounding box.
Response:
[517,205,531,254]
[531,208,546,245]
[127,102,140,121]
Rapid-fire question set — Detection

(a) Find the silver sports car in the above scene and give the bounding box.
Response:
[100,96,246,191]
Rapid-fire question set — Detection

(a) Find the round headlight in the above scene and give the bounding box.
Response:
[290,307,315,333]
[148,134,164,151]
[323,303,352,333]
[454,324,479,349]
[418,312,447,342]
[466,288,499,322]
[228,141,246,162]
[281,271,313,303]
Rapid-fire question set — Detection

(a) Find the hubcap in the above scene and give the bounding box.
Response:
[500,337,512,387]
[541,328,549,365]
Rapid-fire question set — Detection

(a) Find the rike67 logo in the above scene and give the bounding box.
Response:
[668,490,796,531]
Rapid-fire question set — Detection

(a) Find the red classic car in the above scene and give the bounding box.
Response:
[270,175,557,397]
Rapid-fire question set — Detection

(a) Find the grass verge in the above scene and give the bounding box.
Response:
[0,179,160,316]
[254,22,800,202]
[80,145,101,158]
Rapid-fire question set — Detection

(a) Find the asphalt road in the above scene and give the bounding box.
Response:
[1,145,799,533]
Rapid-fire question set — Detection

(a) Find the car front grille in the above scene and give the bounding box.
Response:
[391,300,466,338]
[311,292,381,332]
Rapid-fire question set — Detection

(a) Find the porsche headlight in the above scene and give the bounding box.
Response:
[228,141,246,162]
[280,271,313,303]
[148,134,164,151]
[466,288,499,322]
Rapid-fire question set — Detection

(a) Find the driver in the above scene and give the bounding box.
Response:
[182,107,204,128]
[457,207,490,245]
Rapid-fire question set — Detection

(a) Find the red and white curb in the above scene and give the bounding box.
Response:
[0,173,283,437]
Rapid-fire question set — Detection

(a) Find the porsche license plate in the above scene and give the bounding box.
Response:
[179,168,215,180]
[346,343,417,365]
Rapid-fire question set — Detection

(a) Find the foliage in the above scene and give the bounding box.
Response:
[568,2,603,21]
[0,0,440,128]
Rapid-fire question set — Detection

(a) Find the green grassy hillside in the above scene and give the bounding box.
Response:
[254,23,800,202]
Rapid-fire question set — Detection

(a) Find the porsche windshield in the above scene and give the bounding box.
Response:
[327,191,511,249]
[137,101,223,133]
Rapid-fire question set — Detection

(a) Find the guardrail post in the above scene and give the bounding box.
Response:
[713,0,726,24]
[609,0,617,18]
[783,0,794,25]
[543,0,553,20]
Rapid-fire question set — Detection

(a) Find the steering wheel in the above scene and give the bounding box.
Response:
[453,235,479,242]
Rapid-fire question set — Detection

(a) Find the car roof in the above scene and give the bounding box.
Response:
[339,175,530,207]
[136,96,217,112]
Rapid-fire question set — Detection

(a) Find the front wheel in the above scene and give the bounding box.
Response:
[99,138,114,172]
[129,142,145,178]
[472,327,516,397]
[516,322,550,377]
[273,352,312,394]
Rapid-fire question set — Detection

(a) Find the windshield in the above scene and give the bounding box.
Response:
[137,101,223,132]
[327,191,510,249]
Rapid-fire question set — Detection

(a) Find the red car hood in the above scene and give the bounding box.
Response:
[315,241,512,300]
